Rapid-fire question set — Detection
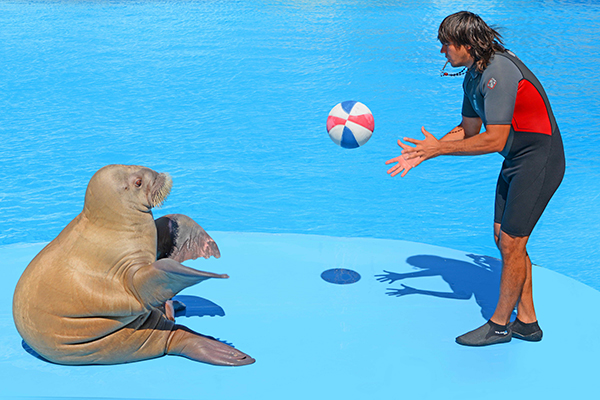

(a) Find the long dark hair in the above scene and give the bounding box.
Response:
[438,11,505,72]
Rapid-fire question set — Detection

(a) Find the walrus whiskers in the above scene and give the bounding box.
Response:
[151,173,173,208]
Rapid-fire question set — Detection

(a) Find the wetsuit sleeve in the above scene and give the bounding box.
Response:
[461,93,479,118]
[481,57,523,125]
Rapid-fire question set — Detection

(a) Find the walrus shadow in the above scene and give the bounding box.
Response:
[172,295,226,318]
[171,297,235,347]
[376,254,516,320]
[22,341,55,364]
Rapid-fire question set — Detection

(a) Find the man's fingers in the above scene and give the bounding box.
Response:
[385,156,404,165]
[403,137,419,145]
[386,163,398,174]
[388,163,408,177]
[387,164,402,175]
[391,167,405,177]
[397,141,413,151]
[421,126,433,137]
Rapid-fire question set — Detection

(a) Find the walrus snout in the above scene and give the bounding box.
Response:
[149,172,173,208]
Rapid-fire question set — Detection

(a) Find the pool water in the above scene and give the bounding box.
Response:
[1,0,599,290]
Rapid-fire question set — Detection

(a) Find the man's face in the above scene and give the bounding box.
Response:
[440,42,474,68]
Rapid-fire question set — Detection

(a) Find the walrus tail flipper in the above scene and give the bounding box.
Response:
[131,258,228,307]
[155,214,220,262]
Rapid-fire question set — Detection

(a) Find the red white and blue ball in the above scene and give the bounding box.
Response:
[326,101,374,149]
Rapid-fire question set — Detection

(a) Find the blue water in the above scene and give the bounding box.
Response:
[1,0,599,289]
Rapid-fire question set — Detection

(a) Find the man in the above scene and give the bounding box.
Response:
[386,11,565,346]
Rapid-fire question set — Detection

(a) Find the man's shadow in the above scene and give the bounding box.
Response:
[376,254,514,320]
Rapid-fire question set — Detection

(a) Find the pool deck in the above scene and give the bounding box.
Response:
[1,232,598,399]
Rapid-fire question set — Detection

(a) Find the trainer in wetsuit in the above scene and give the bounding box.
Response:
[386,11,565,346]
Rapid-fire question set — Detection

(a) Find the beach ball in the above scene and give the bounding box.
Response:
[326,101,374,149]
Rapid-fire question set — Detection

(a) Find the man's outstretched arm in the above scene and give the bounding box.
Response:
[403,122,509,160]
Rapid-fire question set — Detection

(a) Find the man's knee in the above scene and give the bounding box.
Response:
[499,230,529,259]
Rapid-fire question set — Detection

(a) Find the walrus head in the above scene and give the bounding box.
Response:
[83,165,173,224]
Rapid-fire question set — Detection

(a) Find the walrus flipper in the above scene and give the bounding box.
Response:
[155,214,220,262]
[132,258,228,308]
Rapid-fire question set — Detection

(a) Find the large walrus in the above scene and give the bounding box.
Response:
[13,164,255,366]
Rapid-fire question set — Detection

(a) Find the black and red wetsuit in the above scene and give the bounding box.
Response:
[462,51,565,237]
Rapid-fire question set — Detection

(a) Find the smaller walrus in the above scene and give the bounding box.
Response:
[13,164,255,366]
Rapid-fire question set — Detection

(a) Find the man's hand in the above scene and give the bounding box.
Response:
[386,140,423,177]
[401,126,441,161]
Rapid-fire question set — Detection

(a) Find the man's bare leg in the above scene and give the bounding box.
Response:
[489,230,529,325]
[493,223,537,323]
[456,225,530,346]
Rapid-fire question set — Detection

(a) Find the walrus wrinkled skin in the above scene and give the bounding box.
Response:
[13,164,255,366]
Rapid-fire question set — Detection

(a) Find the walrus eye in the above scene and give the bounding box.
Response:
[135,179,142,188]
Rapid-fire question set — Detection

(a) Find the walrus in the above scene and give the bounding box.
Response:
[12,164,255,366]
